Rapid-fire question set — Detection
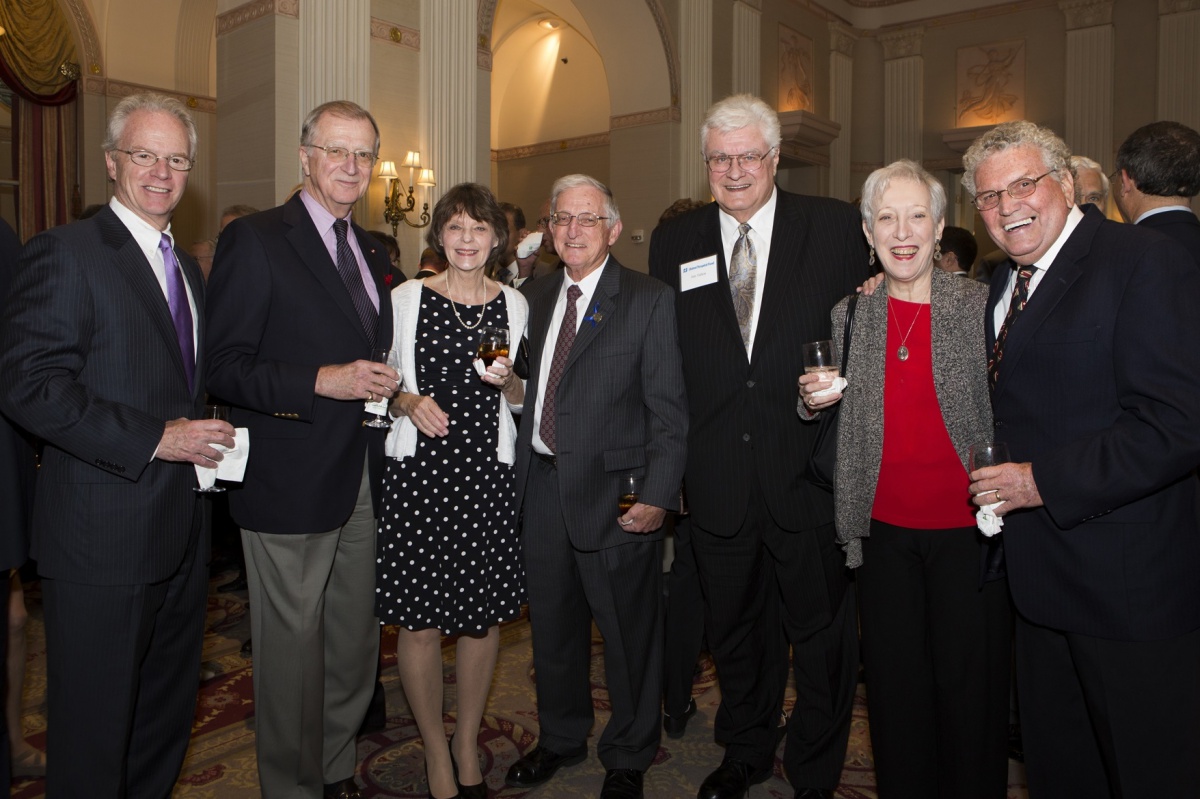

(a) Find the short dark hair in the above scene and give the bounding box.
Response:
[939,226,978,270]
[425,183,510,266]
[368,230,400,262]
[658,198,708,226]
[498,202,525,230]
[1115,121,1200,198]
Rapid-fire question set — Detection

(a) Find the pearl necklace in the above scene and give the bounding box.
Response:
[444,273,487,330]
[888,294,928,361]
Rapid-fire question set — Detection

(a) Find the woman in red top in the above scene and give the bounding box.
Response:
[799,160,1011,798]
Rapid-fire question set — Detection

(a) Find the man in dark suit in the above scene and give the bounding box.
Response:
[648,94,868,799]
[504,174,687,799]
[966,120,1200,797]
[0,93,235,797]
[205,100,399,799]
[1111,120,1200,263]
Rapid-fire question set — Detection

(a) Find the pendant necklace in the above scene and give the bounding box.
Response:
[444,273,487,330]
[888,295,927,361]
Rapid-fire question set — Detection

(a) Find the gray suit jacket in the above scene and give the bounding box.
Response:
[0,207,207,584]
[513,256,688,551]
[821,268,992,567]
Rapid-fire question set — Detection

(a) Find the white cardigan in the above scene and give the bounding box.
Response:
[384,279,528,465]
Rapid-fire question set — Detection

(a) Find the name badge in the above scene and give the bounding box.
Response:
[679,254,718,291]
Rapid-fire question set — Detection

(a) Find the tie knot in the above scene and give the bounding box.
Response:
[566,284,582,302]
[158,233,173,254]
[738,223,751,237]
[333,218,349,241]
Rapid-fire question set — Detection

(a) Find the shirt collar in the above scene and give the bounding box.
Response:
[564,254,609,300]
[109,197,173,255]
[1136,205,1195,224]
[299,189,352,235]
[1027,204,1084,272]
[717,186,778,243]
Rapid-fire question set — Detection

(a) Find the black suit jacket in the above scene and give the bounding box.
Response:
[0,207,207,584]
[1137,208,1200,267]
[986,206,1200,641]
[0,219,36,572]
[513,257,687,551]
[648,191,870,536]
[205,194,393,534]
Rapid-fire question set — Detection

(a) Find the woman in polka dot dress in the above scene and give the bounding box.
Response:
[380,183,528,799]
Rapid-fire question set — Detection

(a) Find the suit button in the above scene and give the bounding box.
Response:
[994,421,1004,428]
[746,380,756,388]
[742,433,751,442]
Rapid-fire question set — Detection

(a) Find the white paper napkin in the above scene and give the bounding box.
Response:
[195,427,250,489]
[811,376,848,398]
[976,501,1004,536]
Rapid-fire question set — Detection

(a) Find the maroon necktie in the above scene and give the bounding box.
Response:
[988,266,1034,390]
[539,284,583,453]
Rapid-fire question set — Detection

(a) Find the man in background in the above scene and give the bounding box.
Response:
[1070,154,1109,209]
[1112,120,1200,262]
[936,225,978,276]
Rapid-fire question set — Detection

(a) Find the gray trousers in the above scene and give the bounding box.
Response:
[242,465,379,798]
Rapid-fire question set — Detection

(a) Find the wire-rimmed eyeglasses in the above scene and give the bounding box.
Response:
[704,148,776,174]
[972,169,1059,211]
[115,149,194,172]
[548,211,611,227]
[306,144,378,167]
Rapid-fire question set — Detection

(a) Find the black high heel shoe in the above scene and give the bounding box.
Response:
[450,752,488,799]
[425,759,461,799]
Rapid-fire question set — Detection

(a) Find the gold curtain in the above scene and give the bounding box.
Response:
[0,0,79,96]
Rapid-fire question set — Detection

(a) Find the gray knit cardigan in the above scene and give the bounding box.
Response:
[800,268,993,568]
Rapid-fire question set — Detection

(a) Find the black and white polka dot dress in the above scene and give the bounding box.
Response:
[376,287,526,634]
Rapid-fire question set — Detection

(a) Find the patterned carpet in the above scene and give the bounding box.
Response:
[10,571,1030,798]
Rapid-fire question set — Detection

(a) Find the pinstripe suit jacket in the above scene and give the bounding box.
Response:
[0,207,207,584]
[1137,209,1200,267]
[513,256,688,551]
[986,206,1200,640]
[648,190,871,536]
[0,218,36,572]
[205,195,393,534]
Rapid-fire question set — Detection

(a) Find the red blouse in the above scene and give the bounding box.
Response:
[870,297,976,529]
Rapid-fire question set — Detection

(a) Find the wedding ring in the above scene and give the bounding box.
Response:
[996,490,1003,502]
[619,519,632,526]
[367,391,374,402]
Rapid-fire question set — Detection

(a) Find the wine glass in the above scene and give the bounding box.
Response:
[618,473,643,516]
[477,327,510,370]
[968,441,1011,472]
[802,340,839,381]
[363,349,392,429]
[195,404,230,493]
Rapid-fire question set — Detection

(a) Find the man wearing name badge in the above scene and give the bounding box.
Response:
[649,94,869,799]
[505,174,687,799]
[205,100,399,799]
[0,92,235,797]
[965,120,1200,798]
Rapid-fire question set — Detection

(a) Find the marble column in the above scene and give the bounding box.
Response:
[299,0,371,115]
[1059,0,1113,168]
[879,27,924,164]
[731,0,761,97]
[679,0,713,200]
[829,22,858,202]
[420,0,478,191]
[1157,0,1200,132]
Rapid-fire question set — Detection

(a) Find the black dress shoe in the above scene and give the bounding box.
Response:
[697,757,771,799]
[323,777,363,799]
[663,697,697,739]
[240,638,253,657]
[793,789,833,799]
[601,768,644,799]
[504,744,587,788]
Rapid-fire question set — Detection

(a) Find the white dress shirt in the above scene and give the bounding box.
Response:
[718,188,777,356]
[992,205,1084,337]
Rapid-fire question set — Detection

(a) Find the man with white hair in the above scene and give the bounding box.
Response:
[1069,154,1108,209]
[650,95,868,799]
[966,120,1200,797]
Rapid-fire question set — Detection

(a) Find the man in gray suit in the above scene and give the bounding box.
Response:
[504,175,687,799]
[0,93,235,797]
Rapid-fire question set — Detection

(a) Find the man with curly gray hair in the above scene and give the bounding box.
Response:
[965,120,1200,797]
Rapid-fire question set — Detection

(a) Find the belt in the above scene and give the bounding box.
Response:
[534,451,557,469]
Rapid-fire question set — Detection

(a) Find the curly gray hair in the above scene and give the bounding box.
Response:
[961,120,1071,199]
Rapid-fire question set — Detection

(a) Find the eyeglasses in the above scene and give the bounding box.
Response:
[704,148,776,174]
[548,211,611,227]
[115,149,194,172]
[972,169,1059,211]
[307,144,378,166]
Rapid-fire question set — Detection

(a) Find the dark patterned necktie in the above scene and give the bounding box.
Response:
[539,284,582,453]
[159,234,195,391]
[988,265,1035,390]
[728,223,756,349]
[333,219,377,346]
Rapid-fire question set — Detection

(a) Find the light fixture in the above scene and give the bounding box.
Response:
[379,150,436,235]
[539,18,561,31]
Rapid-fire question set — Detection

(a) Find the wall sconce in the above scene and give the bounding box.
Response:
[379,151,437,235]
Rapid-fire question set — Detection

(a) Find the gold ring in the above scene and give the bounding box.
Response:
[367,391,374,402]
[996,490,1003,502]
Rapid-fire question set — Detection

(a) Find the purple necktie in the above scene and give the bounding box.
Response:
[333,219,378,347]
[159,234,195,391]
[539,284,582,453]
